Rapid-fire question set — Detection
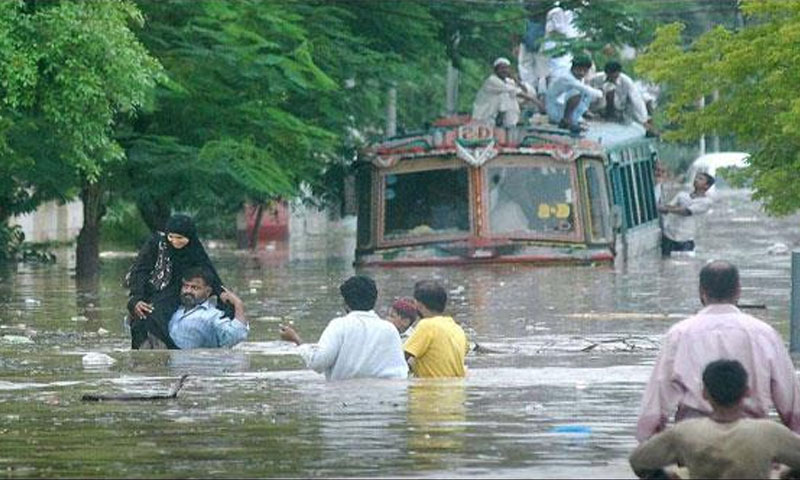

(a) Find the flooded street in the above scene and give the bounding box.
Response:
[1,189,799,478]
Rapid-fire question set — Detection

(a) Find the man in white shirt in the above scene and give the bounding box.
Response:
[542,5,582,75]
[590,61,652,128]
[472,57,540,127]
[545,55,603,134]
[279,275,408,381]
[658,172,714,257]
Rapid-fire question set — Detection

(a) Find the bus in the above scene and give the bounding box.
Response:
[354,116,660,266]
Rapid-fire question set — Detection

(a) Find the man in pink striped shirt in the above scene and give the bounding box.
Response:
[636,260,800,442]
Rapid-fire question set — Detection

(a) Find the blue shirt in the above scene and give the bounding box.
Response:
[168,300,249,349]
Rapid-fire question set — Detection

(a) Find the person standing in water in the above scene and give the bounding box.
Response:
[126,214,226,349]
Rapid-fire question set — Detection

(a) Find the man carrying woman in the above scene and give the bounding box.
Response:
[126,214,226,349]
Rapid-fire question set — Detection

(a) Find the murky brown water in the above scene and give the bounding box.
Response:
[1,189,799,478]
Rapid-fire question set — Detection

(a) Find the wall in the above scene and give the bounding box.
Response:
[10,200,83,243]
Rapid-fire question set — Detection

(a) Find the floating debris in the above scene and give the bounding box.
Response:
[766,242,790,255]
[82,353,116,367]
[550,424,591,435]
[560,312,672,321]
[81,375,189,402]
[2,335,34,345]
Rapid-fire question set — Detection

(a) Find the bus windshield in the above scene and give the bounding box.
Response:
[383,167,470,240]
[487,164,576,237]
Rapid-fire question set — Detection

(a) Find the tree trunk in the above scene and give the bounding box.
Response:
[249,203,264,250]
[75,182,106,278]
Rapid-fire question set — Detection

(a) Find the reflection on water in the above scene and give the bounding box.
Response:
[408,380,467,466]
[0,190,799,477]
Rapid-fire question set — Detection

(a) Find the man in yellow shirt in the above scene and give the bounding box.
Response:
[404,280,469,378]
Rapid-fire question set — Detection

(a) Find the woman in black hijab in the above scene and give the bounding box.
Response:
[126,214,224,349]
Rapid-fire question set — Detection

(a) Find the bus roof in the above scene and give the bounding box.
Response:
[362,117,648,169]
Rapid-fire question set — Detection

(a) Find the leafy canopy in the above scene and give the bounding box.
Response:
[0,0,162,221]
[636,0,800,214]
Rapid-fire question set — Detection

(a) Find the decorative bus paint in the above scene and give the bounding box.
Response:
[355,117,660,266]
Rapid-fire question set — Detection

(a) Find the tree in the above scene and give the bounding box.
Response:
[120,0,343,235]
[636,0,800,214]
[0,0,163,272]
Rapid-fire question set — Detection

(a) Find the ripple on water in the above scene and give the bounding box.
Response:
[0,190,797,477]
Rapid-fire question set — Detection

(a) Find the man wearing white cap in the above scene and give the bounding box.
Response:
[472,57,538,127]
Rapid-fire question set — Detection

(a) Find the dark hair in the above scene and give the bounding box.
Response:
[572,54,592,69]
[697,171,715,187]
[339,275,378,311]
[604,61,622,74]
[699,260,739,301]
[703,359,748,407]
[182,266,214,286]
[413,280,447,313]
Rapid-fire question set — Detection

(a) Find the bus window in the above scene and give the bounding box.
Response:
[488,164,575,236]
[583,161,611,242]
[383,168,470,240]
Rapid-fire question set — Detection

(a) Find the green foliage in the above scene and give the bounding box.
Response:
[0,224,24,263]
[637,0,800,214]
[0,0,162,261]
[2,0,668,258]
[99,199,150,249]
[122,0,344,227]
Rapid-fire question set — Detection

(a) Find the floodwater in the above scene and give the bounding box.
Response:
[1,189,799,478]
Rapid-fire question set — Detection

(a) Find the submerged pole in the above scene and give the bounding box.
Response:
[712,90,720,152]
[697,96,706,156]
[386,85,397,137]
[445,62,460,116]
[791,251,800,353]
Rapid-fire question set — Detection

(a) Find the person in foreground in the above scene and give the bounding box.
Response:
[636,260,800,442]
[404,280,469,378]
[630,359,800,479]
[168,267,248,349]
[279,275,408,380]
[127,214,226,349]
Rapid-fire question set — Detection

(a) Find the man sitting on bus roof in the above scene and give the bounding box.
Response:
[472,57,540,127]
[545,54,603,134]
[589,61,656,136]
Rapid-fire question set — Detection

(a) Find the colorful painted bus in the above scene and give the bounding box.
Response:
[355,117,660,266]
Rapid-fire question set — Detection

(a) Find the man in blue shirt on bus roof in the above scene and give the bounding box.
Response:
[545,54,603,134]
[168,266,249,349]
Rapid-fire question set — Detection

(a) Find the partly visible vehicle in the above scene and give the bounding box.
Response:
[685,152,750,191]
[354,117,661,266]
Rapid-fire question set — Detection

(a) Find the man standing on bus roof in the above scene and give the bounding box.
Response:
[658,172,714,257]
